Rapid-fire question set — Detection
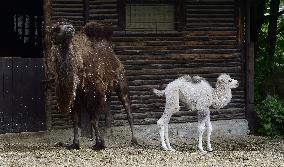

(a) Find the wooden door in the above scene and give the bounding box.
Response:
[0,57,45,133]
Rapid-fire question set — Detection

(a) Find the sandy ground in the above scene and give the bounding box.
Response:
[0,128,283,167]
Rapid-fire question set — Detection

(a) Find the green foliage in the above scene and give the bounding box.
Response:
[256,96,284,135]
[254,2,284,135]
[255,17,284,102]
[255,23,270,102]
[275,17,284,68]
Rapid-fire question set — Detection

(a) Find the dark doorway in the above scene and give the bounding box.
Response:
[0,0,45,133]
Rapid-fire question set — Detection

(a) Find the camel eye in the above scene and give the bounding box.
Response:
[229,79,232,82]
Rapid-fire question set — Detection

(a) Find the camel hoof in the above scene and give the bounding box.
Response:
[131,137,139,145]
[208,148,213,152]
[92,144,106,151]
[168,148,176,151]
[199,150,207,155]
[66,143,80,150]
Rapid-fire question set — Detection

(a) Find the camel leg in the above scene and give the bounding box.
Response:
[117,80,138,145]
[206,114,213,152]
[158,122,168,150]
[105,93,112,129]
[157,109,174,151]
[91,93,106,150]
[71,109,80,149]
[197,108,210,154]
[157,90,178,151]
[66,93,82,150]
[165,124,175,151]
[197,119,206,153]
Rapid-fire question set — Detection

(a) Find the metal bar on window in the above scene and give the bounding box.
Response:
[29,15,35,45]
[21,15,26,43]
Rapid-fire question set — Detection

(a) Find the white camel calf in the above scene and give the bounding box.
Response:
[153,74,238,153]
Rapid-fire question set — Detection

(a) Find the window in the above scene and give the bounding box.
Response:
[0,1,43,58]
[119,0,184,31]
[126,1,175,31]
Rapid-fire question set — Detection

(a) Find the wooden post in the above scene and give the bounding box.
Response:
[236,0,245,45]
[245,0,257,134]
[175,0,185,31]
[84,0,90,24]
[246,43,257,134]
[43,0,53,131]
[117,0,126,30]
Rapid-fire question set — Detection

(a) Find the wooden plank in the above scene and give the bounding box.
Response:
[1,58,13,133]
[12,59,25,132]
[116,53,241,60]
[246,43,256,133]
[12,58,46,132]
[0,59,4,133]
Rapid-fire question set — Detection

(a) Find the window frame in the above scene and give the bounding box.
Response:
[117,0,185,32]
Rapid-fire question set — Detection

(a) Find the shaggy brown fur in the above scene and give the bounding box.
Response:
[50,20,137,150]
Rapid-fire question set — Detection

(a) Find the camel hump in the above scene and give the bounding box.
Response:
[191,76,204,84]
[180,75,204,84]
[83,21,113,41]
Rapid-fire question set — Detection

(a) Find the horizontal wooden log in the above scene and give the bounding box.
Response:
[53,8,83,12]
[53,0,83,4]
[89,9,117,14]
[113,32,183,38]
[187,13,234,18]
[116,53,240,61]
[186,27,237,31]
[125,66,241,76]
[186,0,234,5]
[184,31,237,36]
[89,4,117,9]
[186,5,234,9]
[89,14,118,20]
[187,9,234,14]
[187,18,234,23]
[90,1,116,4]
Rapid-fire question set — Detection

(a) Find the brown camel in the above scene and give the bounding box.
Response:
[49,20,137,150]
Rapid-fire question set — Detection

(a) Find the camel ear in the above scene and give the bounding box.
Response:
[217,74,226,85]
[84,21,113,41]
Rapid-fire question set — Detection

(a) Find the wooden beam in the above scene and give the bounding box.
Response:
[175,0,185,31]
[118,0,126,30]
[245,0,257,134]
[43,0,53,131]
[84,0,90,24]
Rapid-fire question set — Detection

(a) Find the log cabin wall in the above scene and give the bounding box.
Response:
[50,0,245,128]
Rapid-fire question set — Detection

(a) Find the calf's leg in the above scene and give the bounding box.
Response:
[157,90,178,151]
[206,115,213,152]
[197,108,210,154]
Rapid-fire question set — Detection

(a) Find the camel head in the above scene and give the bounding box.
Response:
[216,74,239,89]
[51,20,75,45]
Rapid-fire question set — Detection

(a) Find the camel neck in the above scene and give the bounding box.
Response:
[212,84,232,109]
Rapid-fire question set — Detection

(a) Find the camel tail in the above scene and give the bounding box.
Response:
[152,89,165,97]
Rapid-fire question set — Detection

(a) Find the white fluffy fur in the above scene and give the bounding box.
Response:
[153,74,238,153]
